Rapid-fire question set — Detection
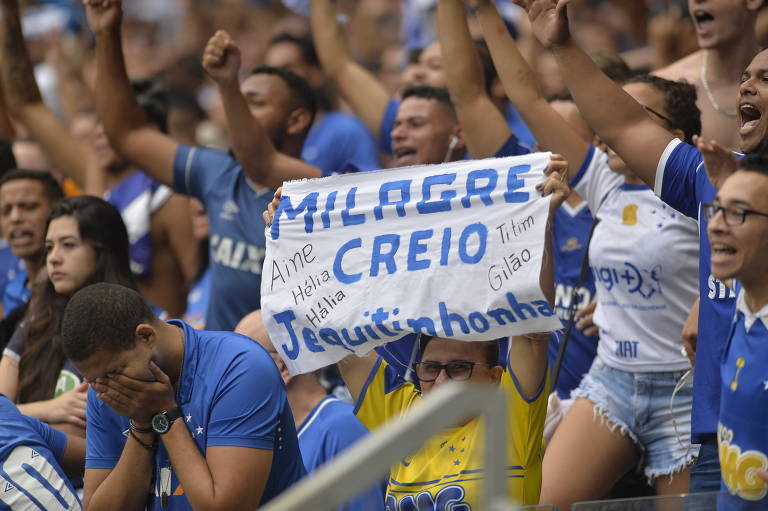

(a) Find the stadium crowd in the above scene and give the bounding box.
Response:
[0,0,766,509]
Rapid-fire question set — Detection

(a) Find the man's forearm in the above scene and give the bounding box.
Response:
[0,0,43,106]
[438,0,485,104]
[86,433,155,511]
[94,24,149,150]
[217,81,279,188]
[160,420,222,510]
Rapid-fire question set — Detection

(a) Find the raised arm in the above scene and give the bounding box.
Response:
[438,0,510,158]
[515,0,675,186]
[310,0,391,140]
[470,0,587,176]
[201,31,321,190]
[0,0,88,185]
[85,0,177,187]
[509,157,569,397]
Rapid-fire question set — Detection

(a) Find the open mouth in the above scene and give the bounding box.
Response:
[8,230,34,244]
[693,9,714,32]
[739,103,762,133]
[393,147,417,160]
[711,242,736,256]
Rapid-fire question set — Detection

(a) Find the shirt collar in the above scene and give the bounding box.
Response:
[736,289,768,332]
[167,319,199,404]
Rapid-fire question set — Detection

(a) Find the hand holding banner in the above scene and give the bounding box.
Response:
[261,152,563,374]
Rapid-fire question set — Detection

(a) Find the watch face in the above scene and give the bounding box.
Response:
[152,413,170,434]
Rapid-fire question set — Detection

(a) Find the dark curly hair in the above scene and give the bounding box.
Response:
[625,74,701,145]
[401,85,456,119]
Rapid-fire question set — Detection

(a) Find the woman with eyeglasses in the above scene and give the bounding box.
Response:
[464,1,701,508]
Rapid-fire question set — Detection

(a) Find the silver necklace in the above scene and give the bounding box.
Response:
[700,51,737,117]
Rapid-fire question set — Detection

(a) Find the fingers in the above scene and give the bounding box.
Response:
[582,325,599,337]
[148,361,171,385]
[203,30,232,69]
[67,415,87,428]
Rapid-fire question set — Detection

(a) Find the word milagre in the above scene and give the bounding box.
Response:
[269,165,534,240]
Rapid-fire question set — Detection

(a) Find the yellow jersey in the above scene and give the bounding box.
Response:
[355,357,547,508]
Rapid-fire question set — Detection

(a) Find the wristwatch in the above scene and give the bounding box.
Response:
[151,407,183,435]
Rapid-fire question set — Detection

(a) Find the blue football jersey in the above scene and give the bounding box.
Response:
[85,320,306,509]
[298,396,384,511]
[718,300,768,509]
[173,146,272,331]
[656,138,741,442]
[0,395,81,510]
[549,201,598,398]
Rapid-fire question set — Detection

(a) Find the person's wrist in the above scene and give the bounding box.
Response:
[216,78,241,92]
[129,419,154,433]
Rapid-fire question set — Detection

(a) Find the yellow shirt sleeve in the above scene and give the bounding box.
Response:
[354,357,420,432]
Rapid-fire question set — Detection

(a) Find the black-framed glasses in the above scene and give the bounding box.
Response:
[702,202,768,226]
[414,360,493,382]
[641,105,675,128]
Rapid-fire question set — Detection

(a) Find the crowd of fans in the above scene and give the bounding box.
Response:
[0,0,767,509]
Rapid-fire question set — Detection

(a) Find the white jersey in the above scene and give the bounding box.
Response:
[572,146,699,372]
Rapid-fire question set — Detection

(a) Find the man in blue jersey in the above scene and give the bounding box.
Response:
[236,310,385,511]
[61,283,305,511]
[0,394,84,510]
[0,170,62,317]
[514,0,768,492]
[705,154,768,507]
[263,33,381,176]
[84,0,322,330]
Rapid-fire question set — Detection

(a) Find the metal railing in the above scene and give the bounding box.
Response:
[260,382,514,511]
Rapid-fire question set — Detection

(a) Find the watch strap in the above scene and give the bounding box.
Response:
[164,406,183,424]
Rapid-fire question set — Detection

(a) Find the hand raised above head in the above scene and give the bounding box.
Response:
[511,0,572,49]
[202,30,242,87]
[82,0,123,34]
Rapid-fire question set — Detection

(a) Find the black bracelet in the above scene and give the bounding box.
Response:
[128,429,157,453]
[129,419,154,434]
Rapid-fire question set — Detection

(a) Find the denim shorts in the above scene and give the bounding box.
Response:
[572,359,700,482]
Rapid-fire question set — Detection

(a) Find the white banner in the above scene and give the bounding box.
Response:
[261,152,562,374]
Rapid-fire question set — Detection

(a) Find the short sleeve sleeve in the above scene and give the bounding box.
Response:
[172,145,237,203]
[378,100,400,155]
[85,388,125,469]
[354,358,416,431]
[3,323,26,362]
[205,352,286,449]
[654,138,704,219]
[24,416,67,460]
[570,145,622,213]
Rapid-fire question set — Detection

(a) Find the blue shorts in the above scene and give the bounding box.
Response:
[572,359,700,482]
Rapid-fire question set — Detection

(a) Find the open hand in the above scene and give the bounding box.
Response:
[694,135,739,190]
[511,0,571,49]
[92,362,176,423]
[202,30,241,87]
[45,381,88,428]
[82,0,122,34]
[575,300,599,337]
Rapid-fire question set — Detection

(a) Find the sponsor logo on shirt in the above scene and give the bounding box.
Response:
[210,234,265,274]
[219,200,240,221]
[561,237,583,252]
[592,263,662,299]
[707,274,737,301]
[718,423,768,501]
